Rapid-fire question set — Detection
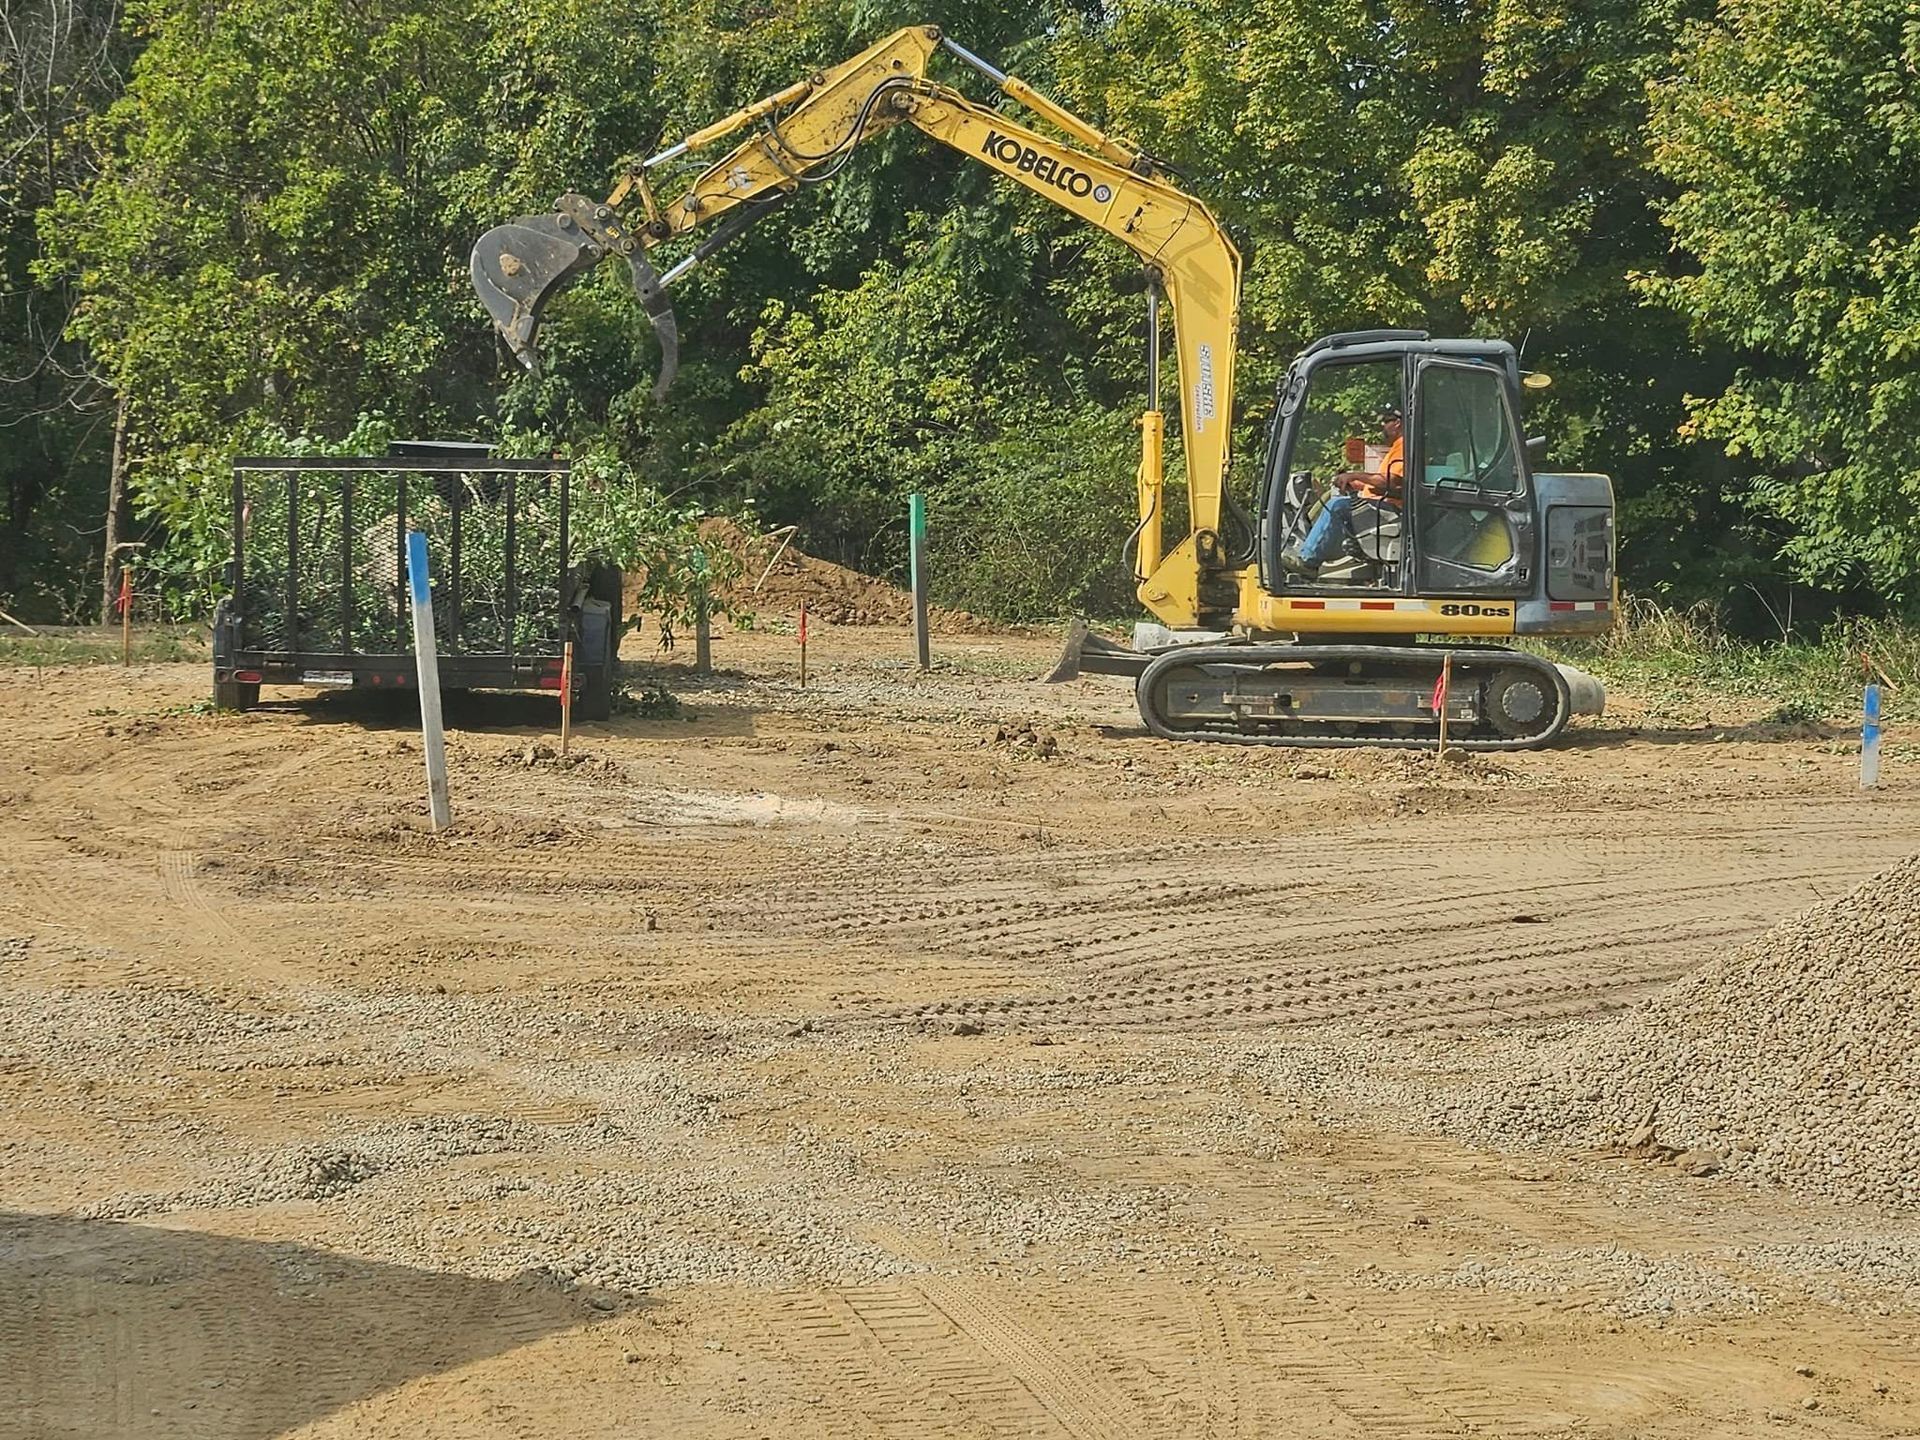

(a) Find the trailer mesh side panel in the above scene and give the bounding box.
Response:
[348,470,408,654]
[239,474,294,654]
[235,463,568,659]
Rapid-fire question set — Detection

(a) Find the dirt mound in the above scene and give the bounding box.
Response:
[1471,852,1920,1209]
[692,517,1001,633]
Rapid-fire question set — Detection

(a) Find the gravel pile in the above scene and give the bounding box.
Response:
[1473,852,1920,1209]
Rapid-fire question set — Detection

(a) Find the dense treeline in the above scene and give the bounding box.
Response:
[2,0,1915,625]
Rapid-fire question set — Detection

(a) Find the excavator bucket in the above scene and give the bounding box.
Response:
[470,203,680,399]
[470,212,600,372]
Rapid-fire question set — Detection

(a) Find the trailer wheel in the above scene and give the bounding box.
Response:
[573,596,617,721]
[214,680,259,712]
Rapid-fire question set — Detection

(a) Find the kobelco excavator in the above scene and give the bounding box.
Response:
[471,24,1615,749]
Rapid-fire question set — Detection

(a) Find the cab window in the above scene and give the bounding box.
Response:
[1297,360,1403,476]
[1418,364,1521,496]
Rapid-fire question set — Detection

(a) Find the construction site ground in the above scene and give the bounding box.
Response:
[3,621,1917,1439]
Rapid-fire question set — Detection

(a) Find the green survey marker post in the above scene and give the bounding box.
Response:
[909,492,929,671]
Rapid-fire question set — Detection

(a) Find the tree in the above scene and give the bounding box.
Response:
[0,0,128,620]
[1049,0,1782,611]
[1644,0,1920,599]
[43,0,501,450]
[34,0,1902,625]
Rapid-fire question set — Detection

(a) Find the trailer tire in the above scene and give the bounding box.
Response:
[214,680,259,712]
[574,596,618,721]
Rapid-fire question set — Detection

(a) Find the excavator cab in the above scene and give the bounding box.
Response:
[1259,330,1540,600]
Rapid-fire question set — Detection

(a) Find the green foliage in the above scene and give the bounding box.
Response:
[612,682,682,719]
[136,414,399,620]
[41,0,500,447]
[925,406,1142,620]
[1544,596,1920,723]
[1643,0,1920,597]
[557,441,747,637]
[0,625,205,668]
[13,0,1919,635]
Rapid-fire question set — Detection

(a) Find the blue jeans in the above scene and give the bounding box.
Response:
[1299,494,1354,564]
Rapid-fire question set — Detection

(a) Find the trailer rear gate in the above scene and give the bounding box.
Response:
[213,454,619,714]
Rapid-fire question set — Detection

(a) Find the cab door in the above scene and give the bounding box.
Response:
[1409,359,1535,594]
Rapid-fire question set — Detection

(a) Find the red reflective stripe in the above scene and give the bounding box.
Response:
[1595,600,1610,611]
[1359,601,1395,610]
[1291,600,1326,610]
[1549,601,1575,612]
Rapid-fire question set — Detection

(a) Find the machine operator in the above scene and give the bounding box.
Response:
[1283,403,1405,576]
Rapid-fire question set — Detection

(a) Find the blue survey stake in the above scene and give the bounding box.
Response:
[407,529,431,607]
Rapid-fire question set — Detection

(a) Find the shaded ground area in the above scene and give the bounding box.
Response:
[1,621,1916,1438]
[0,1212,624,1440]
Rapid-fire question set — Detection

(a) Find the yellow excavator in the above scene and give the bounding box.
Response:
[471,24,1615,749]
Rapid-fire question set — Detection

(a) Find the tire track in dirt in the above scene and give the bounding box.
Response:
[158,849,301,987]
[911,1277,1145,1439]
[752,800,1916,1035]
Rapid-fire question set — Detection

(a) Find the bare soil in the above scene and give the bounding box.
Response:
[689,518,999,632]
[2,621,1916,1439]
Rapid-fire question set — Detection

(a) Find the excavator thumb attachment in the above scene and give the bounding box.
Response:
[470,196,680,399]
[1040,620,1152,682]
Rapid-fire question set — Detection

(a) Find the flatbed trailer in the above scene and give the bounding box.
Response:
[211,445,621,717]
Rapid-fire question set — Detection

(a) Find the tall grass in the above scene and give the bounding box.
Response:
[0,625,207,668]
[1542,597,1915,723]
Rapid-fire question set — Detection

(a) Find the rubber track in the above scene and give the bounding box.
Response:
[1136,643,1571,751]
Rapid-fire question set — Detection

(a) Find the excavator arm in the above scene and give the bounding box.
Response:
[471,24,1242,626]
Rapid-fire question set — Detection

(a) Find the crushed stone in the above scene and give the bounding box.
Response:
[1465,852,1920,1211]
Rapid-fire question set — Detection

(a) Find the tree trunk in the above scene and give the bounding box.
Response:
[100,394,128,625]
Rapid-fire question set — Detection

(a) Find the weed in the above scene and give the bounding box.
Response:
[1539,600,1915,724]
[612,683,681,719]
[154,698,218,718]
[0,626,205,668]
[1761,698,1823,727]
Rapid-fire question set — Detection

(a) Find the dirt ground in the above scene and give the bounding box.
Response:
[2,621,1917,1440]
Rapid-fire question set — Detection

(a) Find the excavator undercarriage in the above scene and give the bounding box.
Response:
[1135,645,1599,749]
[1047,623,1603,748]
